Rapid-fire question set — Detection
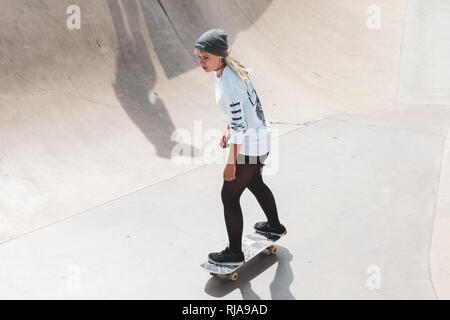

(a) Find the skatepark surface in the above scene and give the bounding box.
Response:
[1,0,449,299]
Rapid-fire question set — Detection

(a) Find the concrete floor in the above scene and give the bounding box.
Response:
[0,0,449,299]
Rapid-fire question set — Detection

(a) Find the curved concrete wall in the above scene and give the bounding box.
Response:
[0,0,404,243]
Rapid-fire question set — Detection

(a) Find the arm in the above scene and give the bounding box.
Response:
[224,84,247,172]
[225,97,246,165]
[221,77,247,180]
[223,141,242,180]
[227,100,247,145]
[227,143,242,165]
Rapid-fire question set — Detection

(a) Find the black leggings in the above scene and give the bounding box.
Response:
[221,152,281,253]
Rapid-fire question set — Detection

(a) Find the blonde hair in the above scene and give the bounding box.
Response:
[194,48,251,82]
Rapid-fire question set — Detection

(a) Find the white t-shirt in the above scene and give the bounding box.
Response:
[214,65,272,156]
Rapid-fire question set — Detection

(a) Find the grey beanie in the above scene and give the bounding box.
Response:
[194,28,229,57]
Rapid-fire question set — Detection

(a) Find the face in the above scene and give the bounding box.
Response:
[196,51,222,72]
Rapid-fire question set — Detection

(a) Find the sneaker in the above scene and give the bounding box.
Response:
[208,247,245,266]
[254,222,287,237]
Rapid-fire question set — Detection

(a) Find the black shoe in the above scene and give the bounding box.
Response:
[208,247,245,266]
[254,222,287,237]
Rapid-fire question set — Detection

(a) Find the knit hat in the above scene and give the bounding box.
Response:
[194,28,229,57]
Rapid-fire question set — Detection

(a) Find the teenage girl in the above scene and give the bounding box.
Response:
[194,29,286,266]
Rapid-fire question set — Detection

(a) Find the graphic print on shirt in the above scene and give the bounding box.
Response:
[245,78,267,126]
[229,101,247,133]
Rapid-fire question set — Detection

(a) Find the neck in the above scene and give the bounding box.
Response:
[215,64,226,77]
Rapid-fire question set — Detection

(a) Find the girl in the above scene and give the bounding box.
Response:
[194,29,286,266]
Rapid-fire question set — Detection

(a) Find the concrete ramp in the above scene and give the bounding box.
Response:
[0,0,403,242]
[0,0,449,299]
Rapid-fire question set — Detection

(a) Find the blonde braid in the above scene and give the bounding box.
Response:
[224,55,252,82]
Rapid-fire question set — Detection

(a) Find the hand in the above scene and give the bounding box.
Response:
[219,129,231,148]
[223,163,236,181]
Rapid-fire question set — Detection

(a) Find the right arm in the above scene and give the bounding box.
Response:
[221,78,247,148]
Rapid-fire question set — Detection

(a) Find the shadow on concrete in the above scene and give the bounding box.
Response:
[204,246,295,300]
[106,0,272,159]
[107,0,194,159]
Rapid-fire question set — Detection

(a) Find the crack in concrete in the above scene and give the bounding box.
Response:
[327,116,449,139]
[269,121,313,126]
[156,0,184,47]
[428,129,450,299]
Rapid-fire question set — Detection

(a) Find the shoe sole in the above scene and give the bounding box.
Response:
[255,229,287,237]
[208,259,245,267]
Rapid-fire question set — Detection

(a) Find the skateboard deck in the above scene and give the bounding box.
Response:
[200,231,284,281]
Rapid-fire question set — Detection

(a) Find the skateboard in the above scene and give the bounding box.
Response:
[200,231,284,281]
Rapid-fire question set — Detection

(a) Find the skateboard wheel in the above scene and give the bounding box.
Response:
[210,272,216,276]
[268,246,277,255]
[228,272,238,281]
